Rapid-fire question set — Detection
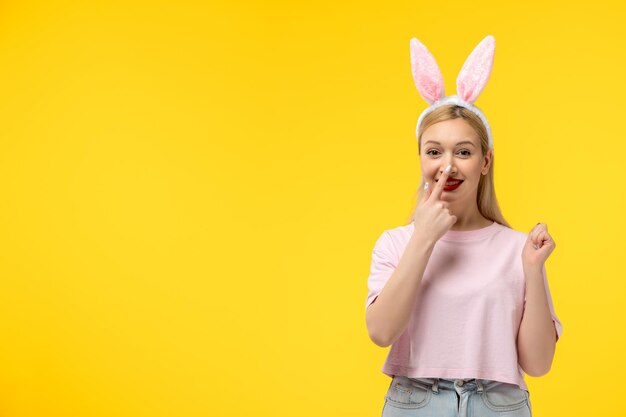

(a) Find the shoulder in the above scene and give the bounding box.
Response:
[368,224,412,260]
[495,222,526,238]
[384,222,414,242]
[492,222,529,249]
[372,223,414,257]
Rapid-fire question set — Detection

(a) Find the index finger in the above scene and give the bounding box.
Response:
[429,165,452,202]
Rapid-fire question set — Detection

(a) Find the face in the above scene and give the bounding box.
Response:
[420,118,492,207]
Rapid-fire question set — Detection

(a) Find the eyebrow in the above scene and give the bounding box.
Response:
[423,140,476,148]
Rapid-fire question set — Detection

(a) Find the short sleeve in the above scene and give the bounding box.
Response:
[365,230,398,311]
[524,263,563,342]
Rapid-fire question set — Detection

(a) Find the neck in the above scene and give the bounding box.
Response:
[448,205,493,231]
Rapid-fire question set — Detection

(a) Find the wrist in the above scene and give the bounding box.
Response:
[523,261,543,270]
[408,232,436,251]
[523,264,543,279]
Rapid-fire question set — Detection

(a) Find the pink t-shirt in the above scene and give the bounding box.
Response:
[365,221,563,391]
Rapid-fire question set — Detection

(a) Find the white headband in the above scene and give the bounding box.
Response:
[410,35,496,149]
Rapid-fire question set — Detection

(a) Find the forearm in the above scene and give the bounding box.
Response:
[516,266,557,376]
[366,234,435,347]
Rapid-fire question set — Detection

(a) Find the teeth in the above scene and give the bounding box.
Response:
[445,181,461,186]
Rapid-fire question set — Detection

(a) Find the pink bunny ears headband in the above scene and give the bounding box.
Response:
[411,35,496,149]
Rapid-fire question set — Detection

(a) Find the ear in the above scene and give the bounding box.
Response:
[410,38,445,104]
[482,148,494,174]
[456,35,496,103]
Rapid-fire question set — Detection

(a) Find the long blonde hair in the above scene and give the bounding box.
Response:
[406,104,511,228]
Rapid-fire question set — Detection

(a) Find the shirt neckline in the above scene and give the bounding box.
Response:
[408,220,500,242]
[440,220,499,241]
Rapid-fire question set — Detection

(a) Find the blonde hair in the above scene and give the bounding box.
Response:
[406,104,511,228]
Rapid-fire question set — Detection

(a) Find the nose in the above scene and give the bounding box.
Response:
[439,154,454,171]
[440,162,455,176]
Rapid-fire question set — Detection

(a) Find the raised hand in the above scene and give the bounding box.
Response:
[412,165,458,243]
[522,222,555,270]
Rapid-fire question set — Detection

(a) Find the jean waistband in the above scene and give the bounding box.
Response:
[394,376,485,394]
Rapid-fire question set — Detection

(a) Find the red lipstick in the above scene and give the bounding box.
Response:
[435,177,464,182]
[435,178,464,191]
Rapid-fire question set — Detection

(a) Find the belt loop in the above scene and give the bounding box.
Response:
[476,379,484,393]
[431,378,439,393]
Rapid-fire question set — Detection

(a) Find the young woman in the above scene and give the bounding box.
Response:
[364,36,563,417]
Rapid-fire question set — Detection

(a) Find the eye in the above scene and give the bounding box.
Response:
[425,149,471,157]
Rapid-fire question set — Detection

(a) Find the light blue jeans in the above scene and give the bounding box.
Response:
[381,375,532,417]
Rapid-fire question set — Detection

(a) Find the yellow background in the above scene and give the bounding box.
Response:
[0,1,623,416]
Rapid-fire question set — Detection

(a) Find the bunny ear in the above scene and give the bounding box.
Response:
[456,35,495,103]
[410,38,445,104]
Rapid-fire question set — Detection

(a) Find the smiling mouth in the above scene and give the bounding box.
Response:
[435,179,464,186]
[434,179,464,191]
